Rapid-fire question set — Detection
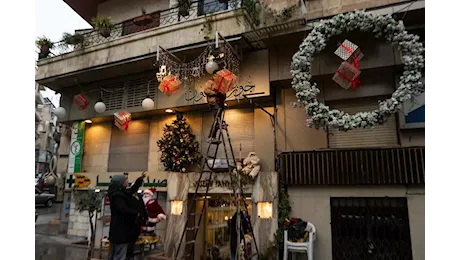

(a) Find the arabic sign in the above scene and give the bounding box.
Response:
[189,172,252,194]
[185,84,255,103]
[65,171,168,191]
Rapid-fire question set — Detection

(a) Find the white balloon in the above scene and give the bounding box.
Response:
[94,101,106,113]
[142,98,154,110]
[54,107,66,119]
[205,61,219,74]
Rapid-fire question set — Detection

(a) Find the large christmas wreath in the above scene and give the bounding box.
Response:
[291,10,424,131]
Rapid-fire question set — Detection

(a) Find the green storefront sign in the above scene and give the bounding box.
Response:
[67,121,85,174]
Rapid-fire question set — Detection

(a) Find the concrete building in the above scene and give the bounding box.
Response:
[36,0,425,259]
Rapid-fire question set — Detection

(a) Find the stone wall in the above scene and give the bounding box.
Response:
[67,195,90,238]
[82,123,111,173]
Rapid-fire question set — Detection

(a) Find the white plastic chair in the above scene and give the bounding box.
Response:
[283,222,316,260]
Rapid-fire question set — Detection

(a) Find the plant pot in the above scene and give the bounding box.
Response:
[98,26,111,38]
[133,14,154,26]
[67,35,84,45]
[178,3,190,17]
[40,45,50,55]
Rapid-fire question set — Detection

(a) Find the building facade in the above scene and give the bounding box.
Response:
[36,0,425,259]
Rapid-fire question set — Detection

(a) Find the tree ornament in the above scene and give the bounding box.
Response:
[159,74,181,95]
[54,107,66,119]
[114,110,132,131]
[205,60,219,74]
[290,10,424,131]
[142,97,154,110]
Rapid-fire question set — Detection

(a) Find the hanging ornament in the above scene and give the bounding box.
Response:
[73,94,89,109]
[333,62,361,90]
[94,90,107,113]
[114,110,132,131]
[213,69,237,94]
[205,59,219,75]
[54,107,66,119]
[159,74,182,95]
[156,65,167,82]
[142,81,155,110]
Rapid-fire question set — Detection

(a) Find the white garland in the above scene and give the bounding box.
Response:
[291,10,424,131]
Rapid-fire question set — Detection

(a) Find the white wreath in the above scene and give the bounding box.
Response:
[291,10,424,131]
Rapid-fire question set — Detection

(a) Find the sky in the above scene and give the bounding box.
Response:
[35,0,91,107]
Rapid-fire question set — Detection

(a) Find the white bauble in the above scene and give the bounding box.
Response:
[54,107,66,119]
[45,175,56,186]
[205,61,219,74]
[142,97,154,110]
[94,101,106,113]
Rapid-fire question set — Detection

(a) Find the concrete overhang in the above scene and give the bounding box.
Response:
[35,10,252,91]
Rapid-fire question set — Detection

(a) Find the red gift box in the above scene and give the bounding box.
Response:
[332,62,361,90]
[114,110,132,131]
[213,69,237,94]
[73,94,89,109]
[158,75,181,95]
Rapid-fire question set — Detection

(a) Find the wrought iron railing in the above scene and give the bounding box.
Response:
[278,147,425,185]
[44,0,245,59]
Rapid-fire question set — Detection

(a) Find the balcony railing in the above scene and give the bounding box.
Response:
[278,147,425,185]
[45,0,246,59]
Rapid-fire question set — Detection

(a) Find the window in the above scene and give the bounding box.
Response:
[198,0,229,16]
[107,119,150,172]
[330,197,413,260]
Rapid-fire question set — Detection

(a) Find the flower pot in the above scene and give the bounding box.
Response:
[133,14,154,26]
[98,26,111,38]
[40,45,50,56]
[178,3,190,17]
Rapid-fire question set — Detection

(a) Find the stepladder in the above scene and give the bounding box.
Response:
[174,106,259,260]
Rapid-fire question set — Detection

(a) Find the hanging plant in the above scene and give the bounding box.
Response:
[133,8,154,26]
[177,0,191,17]
[36,36,55,59]
[91,16,115,38]
[62,32,85,46]
[157,114,202,173]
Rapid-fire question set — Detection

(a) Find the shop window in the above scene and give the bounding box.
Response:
[257,202,273,219]
[171,200,184,215]
[330,197,413,260]
[107,119,150,172]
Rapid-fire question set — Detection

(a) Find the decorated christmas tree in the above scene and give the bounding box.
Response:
[157,114,202,172]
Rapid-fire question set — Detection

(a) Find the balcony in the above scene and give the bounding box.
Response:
[35,0,254,86]
[278,147,425,185]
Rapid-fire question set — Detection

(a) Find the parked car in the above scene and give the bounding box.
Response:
[35,187,55,207]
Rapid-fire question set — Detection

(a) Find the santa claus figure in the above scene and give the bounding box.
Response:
[141,188,167,233]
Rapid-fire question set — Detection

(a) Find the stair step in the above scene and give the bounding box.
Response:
[185,240,196,245]
[186,226,200,231]
[190,212,202,216]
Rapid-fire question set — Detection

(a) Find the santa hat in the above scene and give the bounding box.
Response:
[143,188,156,196]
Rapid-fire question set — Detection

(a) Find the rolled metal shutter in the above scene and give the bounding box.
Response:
[328,100,398,148]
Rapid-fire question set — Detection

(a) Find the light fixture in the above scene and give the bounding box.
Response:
[165,108,174,113]
[54,107,66,119]
[205,56,219,74]
[171,200,184,215]
[257,202,273,219]
[142,97,154,110]
[95,189,100,193]
[202,196,211,199]
[224,103,228,107]
[94,90,107,113]
[85,119,92,124]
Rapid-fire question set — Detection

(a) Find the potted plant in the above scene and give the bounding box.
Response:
[133,8,154,26]
[62,32,85,46]
[177,0,191,17]
[35,36,54,58]
[91,16,115,38]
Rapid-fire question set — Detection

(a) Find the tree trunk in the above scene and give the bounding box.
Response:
[87,212,95,260]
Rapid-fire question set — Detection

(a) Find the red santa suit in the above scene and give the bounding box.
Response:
[141,188,166,233]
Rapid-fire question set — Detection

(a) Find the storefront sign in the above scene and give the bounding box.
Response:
[399,92,425,129]
[67,121,85,174]
[66,171,168,190]
[190,173,253,193]
[185,84,255,102]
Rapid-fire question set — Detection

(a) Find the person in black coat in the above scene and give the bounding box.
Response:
[228,211,250,260]
[108,173,145,260]
[126,191,147,260]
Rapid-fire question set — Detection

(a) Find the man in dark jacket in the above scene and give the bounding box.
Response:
[108,173,145,260]
[228,211,250,260]
[126,191,147,260]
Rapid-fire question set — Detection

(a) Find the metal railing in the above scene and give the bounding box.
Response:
[278,147,425,185]
[44,0,245,59]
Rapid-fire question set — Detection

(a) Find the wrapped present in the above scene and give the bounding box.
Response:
[203,80,218,104]
[334,39,364,68]
[333,62,361,90]
[213,69,237,94]
[72,94,89,109]
[159,74,181,95]
[114,110,132,131]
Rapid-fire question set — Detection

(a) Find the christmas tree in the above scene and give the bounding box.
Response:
[157,114,202,172]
